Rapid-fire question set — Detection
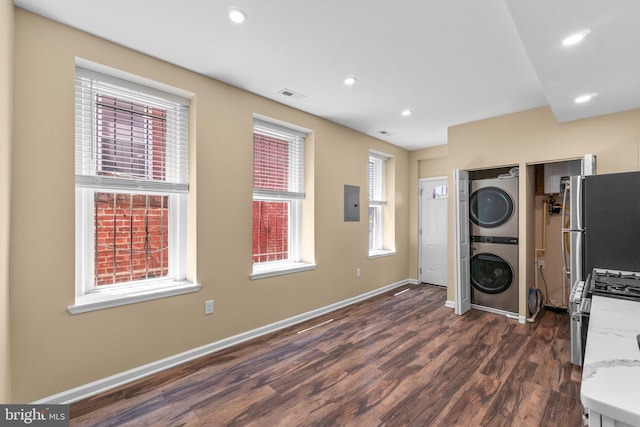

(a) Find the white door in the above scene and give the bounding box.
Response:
[454,169,471,315]
[419,177,448,286]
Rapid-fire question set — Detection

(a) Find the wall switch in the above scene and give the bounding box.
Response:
[205,300,214,315]
[356,268,361,278]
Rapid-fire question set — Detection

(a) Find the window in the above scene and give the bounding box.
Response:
[72,66,197,313]
[369,151,394,257]
[252,118,313,278]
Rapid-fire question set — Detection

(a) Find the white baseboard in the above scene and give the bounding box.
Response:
[471,303,521,322]
[34,278,412,405]
[442,301,523,323]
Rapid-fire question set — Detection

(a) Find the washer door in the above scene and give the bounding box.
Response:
[470,252,514,294]
[470,186,514,228]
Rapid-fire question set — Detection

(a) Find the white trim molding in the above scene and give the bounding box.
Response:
[68,280,200,314]
[35,278,412,404]
[446,300,523,323]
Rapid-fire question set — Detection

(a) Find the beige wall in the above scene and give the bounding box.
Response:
[10,9,410,402]
[447,106,640,173]
[417,144,449,179]
[1,0,14,404]
[410,106,640,313]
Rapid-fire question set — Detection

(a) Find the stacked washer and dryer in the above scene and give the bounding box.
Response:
[469,175,519,313]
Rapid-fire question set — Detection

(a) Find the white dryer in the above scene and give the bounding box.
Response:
[470,177,518,239]
[470,240,519,313]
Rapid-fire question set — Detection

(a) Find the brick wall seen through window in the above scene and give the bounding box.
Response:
[95,193,169,285]
[93,95,170,285]
[252,133,290,263]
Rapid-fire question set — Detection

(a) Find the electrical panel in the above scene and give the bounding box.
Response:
[344,185,360,222]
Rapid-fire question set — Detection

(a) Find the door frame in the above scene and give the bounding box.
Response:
[418,176,448,284]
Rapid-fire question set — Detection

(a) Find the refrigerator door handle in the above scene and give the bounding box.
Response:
[562,230,568,271]
[562,184,569,229]
[575,177,583,231]
[575,231,583,282]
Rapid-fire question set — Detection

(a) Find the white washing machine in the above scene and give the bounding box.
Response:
[470,177,518,239]
[470,240,519,313]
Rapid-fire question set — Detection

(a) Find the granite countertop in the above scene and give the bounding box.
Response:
[581,295,640,425]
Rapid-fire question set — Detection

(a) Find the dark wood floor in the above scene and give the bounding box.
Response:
[70,284,583,426]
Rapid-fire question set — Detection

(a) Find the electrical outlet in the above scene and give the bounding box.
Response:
[538,260,545,269]
[205,300,214,315]
[356,268,361,278]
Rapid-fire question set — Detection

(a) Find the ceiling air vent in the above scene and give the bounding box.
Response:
[278,88,306,100]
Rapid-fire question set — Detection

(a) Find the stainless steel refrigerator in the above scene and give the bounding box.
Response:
[563,171,640,283]
[563,175,588,366]
[562,175,584,298]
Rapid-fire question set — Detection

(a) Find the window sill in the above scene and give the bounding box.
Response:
[368,249,396,259]
[68,280,201,314]
[251,261,316,280]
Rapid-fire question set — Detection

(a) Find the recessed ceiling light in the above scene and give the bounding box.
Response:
[228,8,247,24]
[562,29,591,46]
[401,109,413,117]
[574,93,597,104]
[344,76,357,86]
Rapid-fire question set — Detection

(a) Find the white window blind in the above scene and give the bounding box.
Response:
[369,153,387,206]
[74,66,190,295]
[253,119,305,199]
[75,67,189,193]
[369,152,389,252]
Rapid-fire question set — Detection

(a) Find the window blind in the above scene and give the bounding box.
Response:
[369,153,387,205]
[253,119,305,199]
[75,67,189,193]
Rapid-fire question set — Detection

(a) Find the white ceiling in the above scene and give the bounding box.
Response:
[13,0,640,151]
